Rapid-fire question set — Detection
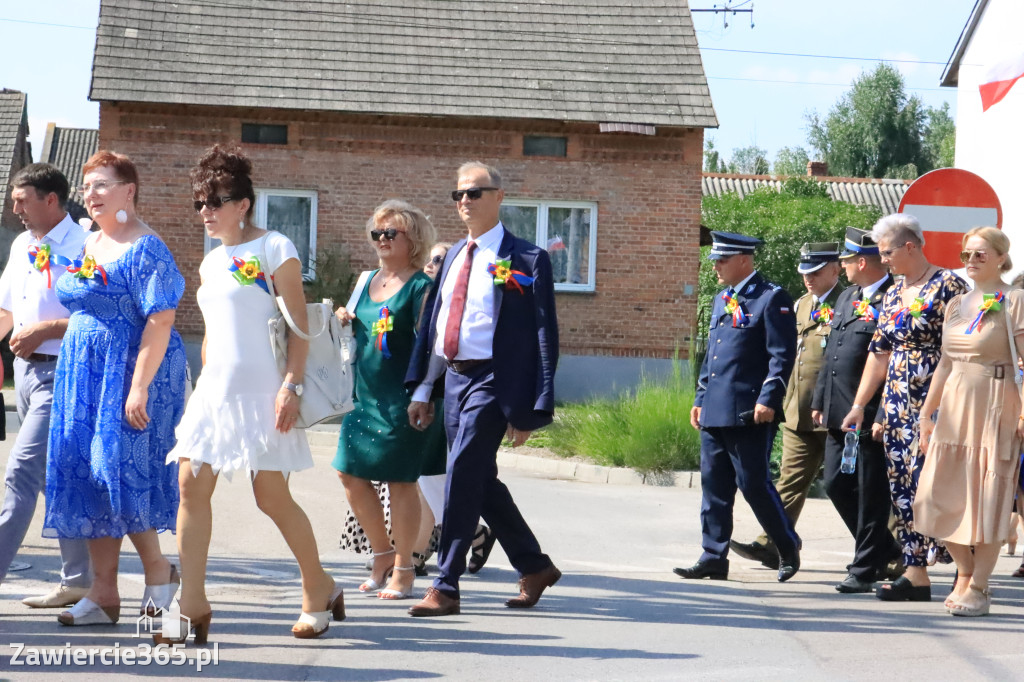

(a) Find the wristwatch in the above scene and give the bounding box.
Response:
[282,381,304,396]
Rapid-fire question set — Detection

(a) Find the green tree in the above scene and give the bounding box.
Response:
[728,145,770,175]
[695,184,881,346]
[923,102,956,169]
[704,137,728,172]
[772,146,810,176]
[806,63,927,179]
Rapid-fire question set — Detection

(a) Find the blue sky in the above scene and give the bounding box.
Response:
[1,1,975,169]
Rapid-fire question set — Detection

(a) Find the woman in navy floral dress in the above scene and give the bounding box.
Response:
[43,151,187,626]
[843,214,967,602]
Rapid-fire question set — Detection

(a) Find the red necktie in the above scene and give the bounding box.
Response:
[443,241,476,360]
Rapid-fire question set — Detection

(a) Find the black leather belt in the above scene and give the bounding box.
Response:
[26,353,58,362]
[447,358,491,374]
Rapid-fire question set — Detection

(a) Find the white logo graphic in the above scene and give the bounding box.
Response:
[136,599,192,641]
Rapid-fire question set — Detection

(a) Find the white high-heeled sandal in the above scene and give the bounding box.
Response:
[292,583,346,639]
[57,598,120,626]
[378,566,415,600]
[359,549,395,594]
[141,564,180,615]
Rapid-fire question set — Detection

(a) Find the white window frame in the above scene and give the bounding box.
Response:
[501,199,598,292]
[204,188,318,278]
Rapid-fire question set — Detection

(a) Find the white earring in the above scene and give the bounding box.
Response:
[239,219,245,229]
[116,209,128,224]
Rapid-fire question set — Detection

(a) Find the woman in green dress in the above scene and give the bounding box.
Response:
[333,200,446,600]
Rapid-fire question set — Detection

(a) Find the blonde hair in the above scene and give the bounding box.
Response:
[365,199,437,268]
[963,226,1013,272]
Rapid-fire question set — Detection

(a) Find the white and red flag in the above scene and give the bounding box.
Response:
[979,50,1024,112]
[546,235,566,252]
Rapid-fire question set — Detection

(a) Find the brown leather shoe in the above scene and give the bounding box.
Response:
[505,565,562,608]
[408,587,460,617]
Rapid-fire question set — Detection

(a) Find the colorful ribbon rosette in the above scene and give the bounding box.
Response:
[852,297,877,322]
[811,303,833,326]
[229,256,270,294]
[893,296,931,328]
[66,255,108,285]
[486,259,534,294]
[372,306,394,358]
[964,291,1003,334]
[28,244,72,289]
[722,289,748,327]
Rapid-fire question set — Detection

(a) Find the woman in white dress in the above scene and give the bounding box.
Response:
[165,145,342,642]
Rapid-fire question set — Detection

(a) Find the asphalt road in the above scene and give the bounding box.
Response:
[1,434,1024,681]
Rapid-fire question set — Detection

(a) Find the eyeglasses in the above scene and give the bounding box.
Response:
[76,180,125,195]
[878,242,909,258]
[370,227,405,242]
[429,254,445,266]
[960,249,990,264]
[193,195,235,212]
[451,187,498,202]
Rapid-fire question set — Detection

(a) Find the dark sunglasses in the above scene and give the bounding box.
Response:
[451,187,498,202]
[370,227,405,242]
[193,195,235,212]
[429,254,445,266]
[960,249,990,264]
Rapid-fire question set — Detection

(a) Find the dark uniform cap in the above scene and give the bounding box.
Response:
[797,242,840,274]
[839,226,879,258]
[708,231,763,261]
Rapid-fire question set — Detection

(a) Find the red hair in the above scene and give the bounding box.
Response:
[82,150,140,206]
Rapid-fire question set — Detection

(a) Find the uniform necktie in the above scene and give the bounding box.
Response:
[443,241,477,360]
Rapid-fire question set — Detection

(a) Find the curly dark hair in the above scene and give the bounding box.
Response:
[190,144,256,221]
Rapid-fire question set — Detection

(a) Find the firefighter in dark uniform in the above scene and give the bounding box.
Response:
[674,231,801,583]
[731,243,841,569]
[811,227,901,593]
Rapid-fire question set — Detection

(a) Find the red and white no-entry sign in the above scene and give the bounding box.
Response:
[899,168,1002,270]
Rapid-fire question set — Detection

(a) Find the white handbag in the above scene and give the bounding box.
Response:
[263,234,356,428]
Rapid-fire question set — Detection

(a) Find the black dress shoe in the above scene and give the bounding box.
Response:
[729,540,779,569]
[673,559,729,581]
[835,574,874,593]
[777,549,800,583]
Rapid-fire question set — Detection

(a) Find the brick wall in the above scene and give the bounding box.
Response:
[98,102,703,358]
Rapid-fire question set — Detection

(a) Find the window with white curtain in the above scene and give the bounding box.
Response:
[498,200,597,292]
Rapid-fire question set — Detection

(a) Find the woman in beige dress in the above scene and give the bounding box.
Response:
[917,226,1024,617]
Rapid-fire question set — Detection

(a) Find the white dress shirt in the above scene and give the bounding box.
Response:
[862,274,889,300]
[0,214,89,356]
[412,222,505,403]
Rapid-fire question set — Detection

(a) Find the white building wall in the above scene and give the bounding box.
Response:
[953,0,1024,274]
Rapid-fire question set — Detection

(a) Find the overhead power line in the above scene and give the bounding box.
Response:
[701,46,949,65]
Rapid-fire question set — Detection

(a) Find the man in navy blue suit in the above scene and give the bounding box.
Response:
[674,231,802,583]
[405,161,560,617]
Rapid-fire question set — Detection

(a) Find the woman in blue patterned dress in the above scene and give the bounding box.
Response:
[43,151,187,626]
[843,213,967,602]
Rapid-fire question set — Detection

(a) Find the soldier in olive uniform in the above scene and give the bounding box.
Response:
[731,243,841,568]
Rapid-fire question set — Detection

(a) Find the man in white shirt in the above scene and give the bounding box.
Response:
[405,161,560,617]
[0,163,90,607]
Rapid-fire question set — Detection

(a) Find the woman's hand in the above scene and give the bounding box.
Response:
[841,406,864,433]
[919,416,934,454]
[871,422,885,442]
[1016,416,1024,443]
[275,386,300,433]
[125,385,151,430]
[334,307,354,325]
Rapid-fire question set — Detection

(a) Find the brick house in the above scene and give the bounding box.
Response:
[89,0,717,397]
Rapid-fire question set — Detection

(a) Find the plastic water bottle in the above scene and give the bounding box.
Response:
[841,430,860,474]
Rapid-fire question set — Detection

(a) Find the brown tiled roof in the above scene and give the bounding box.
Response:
[702,172,910,215]
[89,0,718,128]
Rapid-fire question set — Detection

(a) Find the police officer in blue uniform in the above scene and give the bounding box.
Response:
[674,231,801,582]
